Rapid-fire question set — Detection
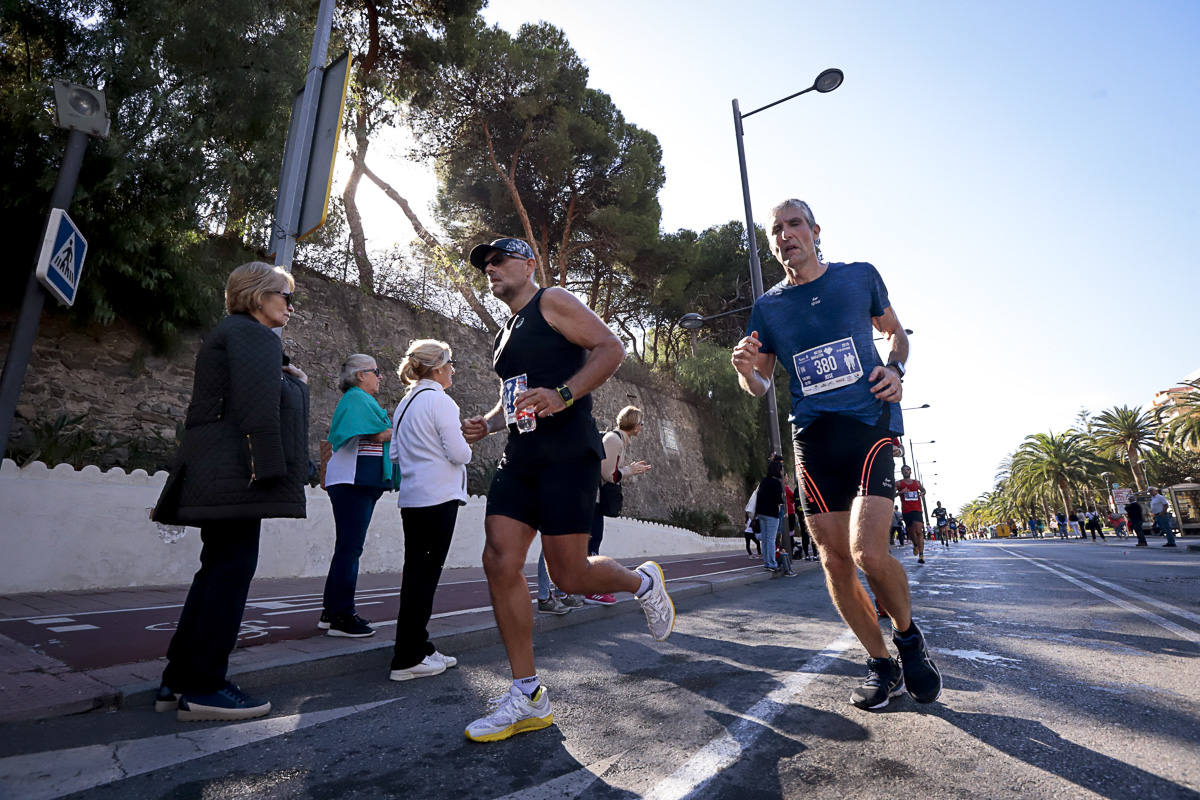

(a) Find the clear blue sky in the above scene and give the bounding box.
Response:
[357,0,1200,512]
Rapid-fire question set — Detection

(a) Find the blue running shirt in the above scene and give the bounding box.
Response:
[745,261,903,435]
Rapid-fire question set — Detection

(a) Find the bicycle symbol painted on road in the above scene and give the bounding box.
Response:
[145,619,290,640]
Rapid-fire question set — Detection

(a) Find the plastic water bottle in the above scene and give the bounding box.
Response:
[514,375,536,433]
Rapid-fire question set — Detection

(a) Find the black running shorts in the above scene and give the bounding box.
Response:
[903,511,924,528]
[485,453,601,536]
[792,414,896,515]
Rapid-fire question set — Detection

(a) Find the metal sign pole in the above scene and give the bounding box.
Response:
[272,0,336,271]
[0,129,90,455]
[732,99,783,459]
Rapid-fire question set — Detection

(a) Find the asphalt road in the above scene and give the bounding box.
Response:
[0,552,759,671]
[2,539,1197,800]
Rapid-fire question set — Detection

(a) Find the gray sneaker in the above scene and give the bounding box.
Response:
[556,592,584,608]
[537,596,571,615]
[636,561,675,641]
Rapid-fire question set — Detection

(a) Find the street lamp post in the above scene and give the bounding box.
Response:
[910,439,935,526]
[732,67,843,458]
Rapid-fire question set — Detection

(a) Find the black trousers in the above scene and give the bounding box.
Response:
[163,520,261,693]
[392,501,458,669]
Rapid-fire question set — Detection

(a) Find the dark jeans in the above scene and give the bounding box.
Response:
[588,505,605,556]
[745,529,761,555]
[392,501,458,670]
[163,520,261,693]
[323,483,385,616]
[1131,522,1147,546]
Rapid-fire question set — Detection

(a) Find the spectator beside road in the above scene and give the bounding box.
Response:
[319,353,394,639]
[1125,496,1148,547]
[890,505,904,546]
[1085,510,1105,542]
[151,261,309,722]
[1149,488,1177,547]
[754,456,786,572]
[743,488,761,557]
[585,405,652,605]
[387,339,472,681]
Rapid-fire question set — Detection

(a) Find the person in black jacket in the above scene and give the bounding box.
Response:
[151,261,309,722]
[755,455,786,571]
[1125,496,1148,547]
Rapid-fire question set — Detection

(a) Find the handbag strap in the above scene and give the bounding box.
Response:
[393,388,434,445]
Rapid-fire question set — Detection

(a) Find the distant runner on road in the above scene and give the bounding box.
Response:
[895,465,926,564]
[731,198,941,711]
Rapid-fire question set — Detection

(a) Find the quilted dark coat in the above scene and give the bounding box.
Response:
[160,313,309,524]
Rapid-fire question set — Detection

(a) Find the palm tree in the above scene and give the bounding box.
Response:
[1160,380,1200,452]
[1009,431,1098,521]
[1093,405,1158,491]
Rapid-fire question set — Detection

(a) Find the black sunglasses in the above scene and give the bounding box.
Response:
[360,368,381,376]
[271,291,295,305]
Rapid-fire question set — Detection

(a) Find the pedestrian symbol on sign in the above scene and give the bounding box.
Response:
[34,208,88,307]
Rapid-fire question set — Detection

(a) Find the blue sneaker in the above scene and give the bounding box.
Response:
[177,682,271,722]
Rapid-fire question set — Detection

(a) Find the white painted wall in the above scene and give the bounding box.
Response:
[0,460,741,594]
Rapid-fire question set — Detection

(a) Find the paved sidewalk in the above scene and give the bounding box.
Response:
[0,552,783,724]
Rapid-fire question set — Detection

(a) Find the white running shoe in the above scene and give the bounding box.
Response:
[432,650,457,669]
[389,655,447,682]
[465,686,553,743]
[635,561,675,641]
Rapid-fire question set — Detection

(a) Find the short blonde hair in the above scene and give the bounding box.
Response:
[616,405,642,431]
[225,261,295,315]
[398,339,451,385]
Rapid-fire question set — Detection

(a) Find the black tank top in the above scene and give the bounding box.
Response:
[492,288,604,463]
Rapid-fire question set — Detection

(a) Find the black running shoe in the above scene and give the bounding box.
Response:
[326,612,376,638]
[850,657,904,710]
[893,622,942,703]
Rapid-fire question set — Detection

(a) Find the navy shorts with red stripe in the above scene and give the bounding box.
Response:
[792,414,896,515]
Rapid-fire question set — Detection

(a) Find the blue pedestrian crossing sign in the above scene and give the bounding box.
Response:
[35,209,88,307]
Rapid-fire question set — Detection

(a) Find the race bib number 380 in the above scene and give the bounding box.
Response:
[792,337,863,397]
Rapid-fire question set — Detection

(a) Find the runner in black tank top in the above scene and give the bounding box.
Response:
[492,287,604,464]
[459,237,676,743]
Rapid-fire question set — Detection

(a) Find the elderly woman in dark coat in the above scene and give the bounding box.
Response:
[151,261,309,722]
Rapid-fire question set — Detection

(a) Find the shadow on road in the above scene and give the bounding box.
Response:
[936,709,1198,800]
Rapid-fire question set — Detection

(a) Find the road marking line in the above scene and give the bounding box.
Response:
[0,699,397,800]
[1052,564,1200,627]
[645,629,858,800]
[0,557,749,623]
[261,600,382,617]
[28,618,74,625]
[1001,548,1200,646]
[46,624,98,633]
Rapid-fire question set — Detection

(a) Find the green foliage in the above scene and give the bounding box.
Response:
[665,506,731,537]
[672,340,788,485]
[12,413,95,467]
[1,1,313,345]
[408,21,664,307]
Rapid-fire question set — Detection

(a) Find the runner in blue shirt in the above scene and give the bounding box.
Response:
[731,198,941,711]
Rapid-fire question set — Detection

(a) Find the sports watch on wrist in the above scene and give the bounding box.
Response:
[556,384,574,408]
[886,362,906,381]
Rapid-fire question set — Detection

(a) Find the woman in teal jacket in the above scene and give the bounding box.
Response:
[320,353,393,638]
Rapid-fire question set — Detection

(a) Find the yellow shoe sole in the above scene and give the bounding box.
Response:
[465,712,554,743]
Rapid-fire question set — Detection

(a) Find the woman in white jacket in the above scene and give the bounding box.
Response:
[387,339,472,681]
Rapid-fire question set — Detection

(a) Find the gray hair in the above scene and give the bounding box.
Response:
[769,198,823,262]
[338,353,377,393]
